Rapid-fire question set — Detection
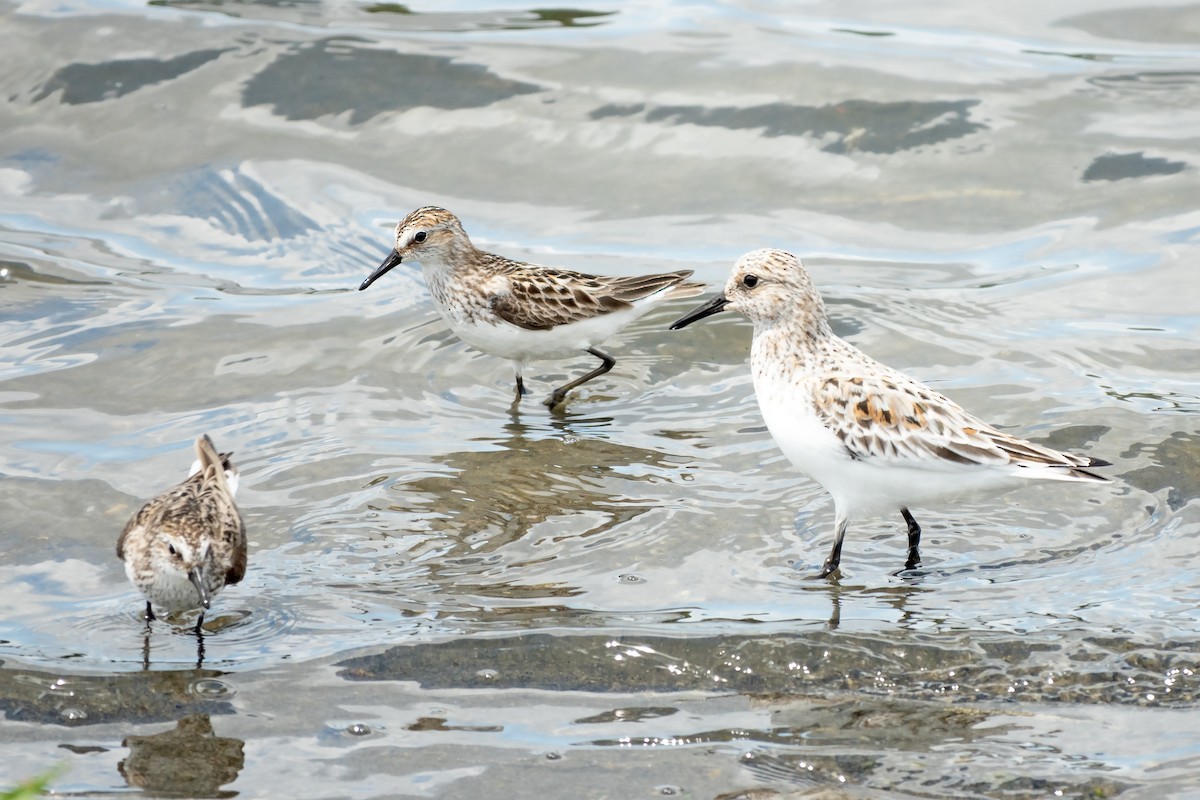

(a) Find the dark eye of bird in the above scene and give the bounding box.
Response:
[167,544,177,556]
[742,274,759,288]
[413,231,427,243]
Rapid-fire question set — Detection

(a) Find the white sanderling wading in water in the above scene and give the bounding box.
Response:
[670,248,1110,577]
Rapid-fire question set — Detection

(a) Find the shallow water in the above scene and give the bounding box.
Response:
[1,0,1199,797]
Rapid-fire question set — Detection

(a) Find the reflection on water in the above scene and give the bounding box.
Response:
[1,0,1199,796]
[737,732,1127,798]
[337,627,1200,705]
[1083,151,1189,181]
[119,715,244,799]
[243,41,543,124]
[141,623,196,672]
[1123,431,1200,510]
[399,418,662,553]
[152,1,618,31]
[592,98,985,154]
[0,664,234,726]
[33,49,230,106]
[347,414,688,609]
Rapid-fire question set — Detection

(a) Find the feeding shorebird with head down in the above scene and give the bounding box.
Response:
[117,434,247,631]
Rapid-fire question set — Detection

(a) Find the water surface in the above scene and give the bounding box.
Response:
[1,0,1199,797]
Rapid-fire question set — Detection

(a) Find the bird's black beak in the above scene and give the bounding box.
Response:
[188,567,211,610]
[669,294,730,330]
[359,249,404,291]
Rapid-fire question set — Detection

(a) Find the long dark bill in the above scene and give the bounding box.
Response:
[359,249,404,291]
[669,294,730,330]
[188,567,212,610]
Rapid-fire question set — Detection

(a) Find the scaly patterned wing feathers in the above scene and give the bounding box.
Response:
[490,268,698,331]
[218,500,248,585]
[193,434,247,583]
[116,503,151,560]
[812,372,1096,473]
[117,443,247,584]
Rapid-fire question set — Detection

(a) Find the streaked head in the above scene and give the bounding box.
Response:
[153,531,213,610]
[359,206,471,291]
[670,248,827,331]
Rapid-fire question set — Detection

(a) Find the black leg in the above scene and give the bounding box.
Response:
[545,347,616,408]
[194,611,206,636]
[515,374,529,398]
[145,601,155,622]
[900,506,922,571]
[818,514,849,578]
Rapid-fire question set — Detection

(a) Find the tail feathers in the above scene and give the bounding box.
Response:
[1015,458,1110,483]
[665,278,707,300]
[191,434,239,496]
[609,270,706,303]
[991,432,1110,483]
[1066,458,1111,483]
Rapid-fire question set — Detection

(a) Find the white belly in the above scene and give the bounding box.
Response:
[754,380,872,508]
[754,371,1018,518]
[446,307,645,363]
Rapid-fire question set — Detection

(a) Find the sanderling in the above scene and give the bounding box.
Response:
[359,207,705,408]
[671,248,1110,577]
[117,434,246,630]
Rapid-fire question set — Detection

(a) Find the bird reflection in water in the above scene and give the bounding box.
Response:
[119,715,244,798]
[376,414,677,601]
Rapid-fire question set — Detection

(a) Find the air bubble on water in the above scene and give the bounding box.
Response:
[191,678,232,697]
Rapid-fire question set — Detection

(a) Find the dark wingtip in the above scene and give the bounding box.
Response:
[1069,455,1112,482]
